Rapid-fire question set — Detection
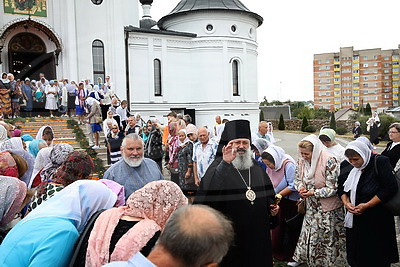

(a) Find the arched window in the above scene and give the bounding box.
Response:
[92,40,105,82]
[154,59,162,96]
[232,60,239,96]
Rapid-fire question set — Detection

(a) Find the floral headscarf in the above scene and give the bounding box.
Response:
[40,143,74,182]
[50,151,94,183]
[0,176,27,227]
[0,137,24,151]
[0,125,7,142]
[86,180,188,266]
[168,122,178,136]
[0,151,19,178]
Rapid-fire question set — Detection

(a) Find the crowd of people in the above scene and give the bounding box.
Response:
[0,97,400,266]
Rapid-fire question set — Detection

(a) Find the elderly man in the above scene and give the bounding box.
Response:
[103,133,164,198]
[192,127,217,186]
[252,121,271,143]
[105,205,234,267]
[125,116,139,135]
[195,120,278,267]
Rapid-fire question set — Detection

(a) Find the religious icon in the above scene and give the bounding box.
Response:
[3,0,47,17]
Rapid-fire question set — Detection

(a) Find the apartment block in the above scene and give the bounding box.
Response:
[314,46,400,112]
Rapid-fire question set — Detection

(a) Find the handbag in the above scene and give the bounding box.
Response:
[94,116,103,124]
[169,167,179,175]
[374,156,400,215]
[297,198,306,214]
[184,173,195,185]
[20,98,27,107]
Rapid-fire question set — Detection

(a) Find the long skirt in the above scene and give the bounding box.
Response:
[271,198,301,262]
[293,196,347,267]
[0,90,12,115]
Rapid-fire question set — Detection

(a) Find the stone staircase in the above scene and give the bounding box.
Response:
[15,116,109,178]
[15,117,80,148]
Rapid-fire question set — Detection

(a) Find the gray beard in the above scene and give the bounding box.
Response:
[123,154,143,167]
[232,148,253,170]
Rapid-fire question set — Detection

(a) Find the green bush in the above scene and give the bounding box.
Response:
[365,103,372,116]
[378,114,400,140]
[304,125,316,133]
[301,117,309,131]
[259,110,264,122]
[329,112,336,130]
[278,113,285,130]
[336,127,347,135]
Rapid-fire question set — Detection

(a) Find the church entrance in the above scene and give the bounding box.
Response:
[8,32,56,80]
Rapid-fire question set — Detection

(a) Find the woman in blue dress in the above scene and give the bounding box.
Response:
[21,78,34,117]
[0,180,117,267]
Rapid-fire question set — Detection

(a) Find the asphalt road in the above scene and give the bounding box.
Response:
[272,131,384,160]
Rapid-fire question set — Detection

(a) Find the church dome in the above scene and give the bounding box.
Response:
[158,0,263,30]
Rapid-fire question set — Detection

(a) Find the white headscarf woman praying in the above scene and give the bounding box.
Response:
[343,141,371,228]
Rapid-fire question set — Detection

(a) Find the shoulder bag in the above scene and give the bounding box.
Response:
[374,155,400,215]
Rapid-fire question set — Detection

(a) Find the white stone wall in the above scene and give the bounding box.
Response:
[127,11,260,130]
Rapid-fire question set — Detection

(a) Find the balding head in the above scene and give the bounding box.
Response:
[197,127,209,145]
[215,115,221,124]
[157,205,233,267]
[258,121,268,136]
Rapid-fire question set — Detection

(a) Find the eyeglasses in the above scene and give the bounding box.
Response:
[112,127,118,129]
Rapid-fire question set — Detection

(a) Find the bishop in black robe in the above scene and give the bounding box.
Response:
[194,120,276,267]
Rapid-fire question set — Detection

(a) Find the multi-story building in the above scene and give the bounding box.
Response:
[314,46,400,112]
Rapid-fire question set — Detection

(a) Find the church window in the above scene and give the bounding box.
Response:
[92,40,105,82]
[206,24,214,32]
[91,0,103,5]
[154,59,162,96]
[232,60,240,96]
[231,25,237,32]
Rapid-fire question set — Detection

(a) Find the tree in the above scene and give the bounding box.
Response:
[301,116,309,132]
[278,113,285,130]
[259,110,264,122]
[329,112,336,130]
[365,103,372,116]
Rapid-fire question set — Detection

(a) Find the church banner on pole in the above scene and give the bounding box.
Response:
[3,0,47,17]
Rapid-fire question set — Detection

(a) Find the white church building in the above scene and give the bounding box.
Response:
[0,0,263,129]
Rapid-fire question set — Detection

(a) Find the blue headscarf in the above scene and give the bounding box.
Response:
[21,134,34,142]
[29,139,46,158]
[20,180,117,233]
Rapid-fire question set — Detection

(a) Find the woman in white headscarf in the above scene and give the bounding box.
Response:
[261,145,299,264]
[36,126,54,147]
[0,180,117,266]
[29,146,53,188]
[318,128,345,162]
[293,135,346,267]
[86,97,102,149]
[366,111,380,145]
[338,141,398,267]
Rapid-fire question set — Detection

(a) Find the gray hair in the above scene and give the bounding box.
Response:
[121,133,143,148]
[158,205,234,267]
[389,123,400,133]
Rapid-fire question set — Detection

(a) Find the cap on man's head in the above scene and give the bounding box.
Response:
[49,80,55,85]
[25,77,30,81]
